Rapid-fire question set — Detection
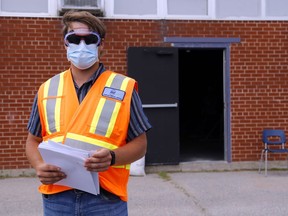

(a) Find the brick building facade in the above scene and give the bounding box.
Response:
[1,16,288,172]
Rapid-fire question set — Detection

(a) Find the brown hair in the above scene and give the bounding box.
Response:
[62,10,106,39]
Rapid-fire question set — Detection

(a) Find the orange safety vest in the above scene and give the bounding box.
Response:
[37,69,137,201]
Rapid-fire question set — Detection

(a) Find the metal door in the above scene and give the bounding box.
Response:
[127,47,179,165]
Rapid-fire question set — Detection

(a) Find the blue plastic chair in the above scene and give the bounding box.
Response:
[258,129,288,176]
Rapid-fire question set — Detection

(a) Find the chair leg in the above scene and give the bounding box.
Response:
[258,150,264,173]
[265,150,268,176]
[286,154,288,170]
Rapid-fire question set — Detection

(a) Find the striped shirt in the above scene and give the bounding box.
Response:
[27,63,152,142]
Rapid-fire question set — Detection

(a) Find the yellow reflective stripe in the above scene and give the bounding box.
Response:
[43,79,51,134]
[66,132,118,150]
[112,165,130,169]
[106,73,117,87]
[65,133,130,169]
[89,73,132,137]
[43,79,50,98]
[120,77,130,91]
[55,73,64,132]
[89,97,106,134]
[50,136,65,143]
[106,75,130,137]
[106,101,121,137]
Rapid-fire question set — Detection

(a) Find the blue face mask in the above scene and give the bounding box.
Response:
[67,40,99,70]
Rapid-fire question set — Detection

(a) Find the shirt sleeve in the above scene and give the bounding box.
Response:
[27,94,42,137]
[127,89,152,142]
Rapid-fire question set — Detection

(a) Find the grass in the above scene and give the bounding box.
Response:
[158,171,171,181]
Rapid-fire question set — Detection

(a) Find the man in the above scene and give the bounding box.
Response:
[26,10,151,216]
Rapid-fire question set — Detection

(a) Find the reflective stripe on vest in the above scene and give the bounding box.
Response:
[66,132,117,151]
[90,73,130,137]
[43,72,130,139]
[64,132,130,169]
[43,72,65,135]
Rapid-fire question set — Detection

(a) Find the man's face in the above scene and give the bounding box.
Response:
[64,22,103,70]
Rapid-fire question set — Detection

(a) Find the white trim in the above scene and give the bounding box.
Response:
[1,0,288,20]
[261,0,265,19]
[50,0,59,16]
[158,0,166,18]
[208,0,216,19]
[104,0,113,17]
[105,0,288,21]
[0,0,59,17]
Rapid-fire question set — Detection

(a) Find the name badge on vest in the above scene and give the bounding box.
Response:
[102,87,125,101]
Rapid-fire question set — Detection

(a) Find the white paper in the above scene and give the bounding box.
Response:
[38,140,99,195]
[130,156,146,176]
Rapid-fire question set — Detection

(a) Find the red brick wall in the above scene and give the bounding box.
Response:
[1,17,288,170]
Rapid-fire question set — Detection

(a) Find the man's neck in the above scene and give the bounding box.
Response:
[70,63,99,87]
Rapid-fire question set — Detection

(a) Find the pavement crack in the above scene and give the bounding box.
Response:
[157,172,209,216]
[170,180,209,215]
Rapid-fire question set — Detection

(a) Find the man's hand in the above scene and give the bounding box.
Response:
[84,148,112,172]
[36,163,66,185]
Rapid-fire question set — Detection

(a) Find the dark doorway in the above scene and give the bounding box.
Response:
[128,47,225,164]
[179,48,224,161]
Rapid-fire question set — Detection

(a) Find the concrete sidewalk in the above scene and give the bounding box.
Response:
[1,170,288,216]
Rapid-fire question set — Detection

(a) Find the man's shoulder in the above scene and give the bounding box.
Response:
[102,70,135,80]
[39,69,70,89]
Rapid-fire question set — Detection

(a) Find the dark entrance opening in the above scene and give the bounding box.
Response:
[179,48,224,161]
[128,47,226,164]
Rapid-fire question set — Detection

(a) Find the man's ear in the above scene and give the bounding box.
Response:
[99,41,105,57]
[99,39,104,50]
[99,38,105,46]
[100,39,104,48]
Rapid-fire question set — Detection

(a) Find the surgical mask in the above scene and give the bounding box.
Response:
[67,40,99,70]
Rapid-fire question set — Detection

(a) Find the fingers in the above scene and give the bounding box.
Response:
[36,163,66,185]
[39,174,66,185]
[84,148,112,172]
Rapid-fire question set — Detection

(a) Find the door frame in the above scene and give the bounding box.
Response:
[164,37,241,162]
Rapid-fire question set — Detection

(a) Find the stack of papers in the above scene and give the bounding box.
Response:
[38,140,99,195]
